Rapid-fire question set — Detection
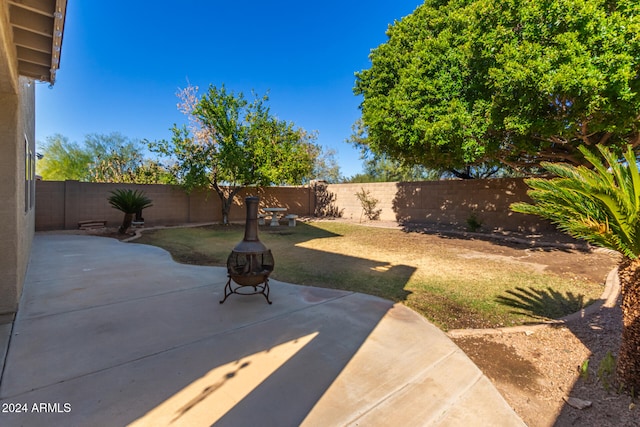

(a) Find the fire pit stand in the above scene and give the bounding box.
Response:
[220,196,274,304]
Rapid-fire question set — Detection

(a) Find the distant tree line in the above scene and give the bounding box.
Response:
[37,132,175,184]
[37,89,342,190]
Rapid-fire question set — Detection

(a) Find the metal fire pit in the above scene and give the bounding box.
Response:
[220,196,274,304]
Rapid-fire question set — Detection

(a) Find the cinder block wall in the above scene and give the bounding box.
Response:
[36,179,554,233]
[35,181,314,230]
[326,179,555,233]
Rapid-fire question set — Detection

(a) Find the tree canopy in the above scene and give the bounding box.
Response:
[37,134,93,181]
[150,84,319,223]
[38,133,173,184]
[354,0,640,173]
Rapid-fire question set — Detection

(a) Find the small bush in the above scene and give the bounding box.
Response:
[466,213,483,232]
[108,189,153,234]
[355,187,381,221]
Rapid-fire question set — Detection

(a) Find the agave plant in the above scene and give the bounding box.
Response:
[108,189,153,234]
[511,144,640,391]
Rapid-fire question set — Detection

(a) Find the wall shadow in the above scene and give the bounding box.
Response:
[400,222,587,253]
[1,232,416,426]
[391,180,588,253]
[210,221,414,304]
[262,222,413,302]
[391,179,560,236]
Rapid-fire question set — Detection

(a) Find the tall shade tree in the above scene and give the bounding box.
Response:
[354,0,640,174]
[37,134,93,181]
[85,133,147,183]
[348,152,442,183]
[150,84,316,224]
[511,145,640,391]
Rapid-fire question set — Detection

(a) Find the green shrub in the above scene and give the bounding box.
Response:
[108,189,153,234]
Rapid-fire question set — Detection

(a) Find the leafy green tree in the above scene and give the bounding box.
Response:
[86,133,176,184]
[348,119,517,181]
[85,133,146,183]
[347,153,440,183]
[354,0,640,174]
[150,84,316,224]
[511,144,640,391]
[37,133,173,184]
[108,189,153,234]
[37,134,93,181]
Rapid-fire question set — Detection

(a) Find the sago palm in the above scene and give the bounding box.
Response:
[108,189,153,234]
[511,144,640,391]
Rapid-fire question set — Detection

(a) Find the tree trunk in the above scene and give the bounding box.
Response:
[119,213,134,234]
[213,183,243,225]
[616,257,640,392]
[221,199,231,225]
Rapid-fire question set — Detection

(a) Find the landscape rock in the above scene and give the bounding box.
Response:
[563,396,593,410]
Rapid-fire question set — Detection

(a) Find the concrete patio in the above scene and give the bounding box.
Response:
[0,234,525,426]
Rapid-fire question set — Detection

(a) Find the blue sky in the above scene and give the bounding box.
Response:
[35,1,422,178]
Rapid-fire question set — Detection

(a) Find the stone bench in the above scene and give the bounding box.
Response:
[258,213,267,226]
[78,220,107,230]
[285,214,298,227]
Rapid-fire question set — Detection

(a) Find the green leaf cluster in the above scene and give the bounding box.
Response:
[38,133,174,184]
[152,85,317,192]
[37,134,93,181]
[107,189,153,214]
[150,84,322,224]
[355,0,640,170]
[512,145,640,259]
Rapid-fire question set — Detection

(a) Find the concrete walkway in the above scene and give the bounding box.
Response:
[0,234,525,426]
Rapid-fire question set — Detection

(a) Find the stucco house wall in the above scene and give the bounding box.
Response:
[0,74,36,321]
[0,0,67,323]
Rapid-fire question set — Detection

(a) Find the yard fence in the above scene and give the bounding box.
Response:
[35,178,555,233]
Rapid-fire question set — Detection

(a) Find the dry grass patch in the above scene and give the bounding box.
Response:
[133,221,618,330]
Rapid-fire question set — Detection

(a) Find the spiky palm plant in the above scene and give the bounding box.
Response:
[511,144,640,391]
[108,189,153,234]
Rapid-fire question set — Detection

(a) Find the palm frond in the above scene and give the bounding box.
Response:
[108,189,153,214]
[511,144,640,259]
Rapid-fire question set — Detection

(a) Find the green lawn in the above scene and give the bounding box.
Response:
[133,221,612,330]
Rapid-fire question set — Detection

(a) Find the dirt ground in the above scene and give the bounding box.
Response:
[73,221,638,426]
[320,220,638,426]
[454,305,638,426]
[397,223,637,426]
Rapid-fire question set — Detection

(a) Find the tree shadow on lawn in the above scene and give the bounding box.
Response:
[137,222,415,304]
[495,286,597,324]
[250,222,416,304]
[400,222,586,254]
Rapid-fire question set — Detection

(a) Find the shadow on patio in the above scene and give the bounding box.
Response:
[0,233,524,426]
